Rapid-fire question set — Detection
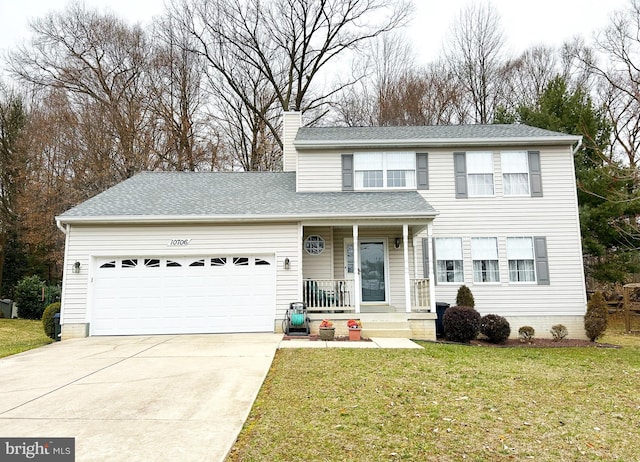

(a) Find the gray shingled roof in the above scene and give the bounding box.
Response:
[295,124,581,147]
[57,172,437,223]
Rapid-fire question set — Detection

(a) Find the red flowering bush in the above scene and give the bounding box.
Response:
[347,319,362,329]
[319,319,334,328]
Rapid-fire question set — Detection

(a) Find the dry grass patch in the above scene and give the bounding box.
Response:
[0,319,53,358]
[228,334,640,461]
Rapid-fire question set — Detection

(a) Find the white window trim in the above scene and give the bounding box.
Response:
[466,152,495,197]
[435,237,464,284]
[354,152,416,191]
[506,237,537,284]
[471,237,500,284]
[501,151,530,197]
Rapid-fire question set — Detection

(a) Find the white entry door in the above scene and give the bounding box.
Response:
[91,255,275,335]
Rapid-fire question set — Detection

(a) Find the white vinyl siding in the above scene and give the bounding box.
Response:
[417,146,586,317]
[471,237,499,283]
[60,223,299,330]
[502,151,530,196]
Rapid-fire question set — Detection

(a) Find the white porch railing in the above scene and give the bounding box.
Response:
[303,279,354,311]
[411,278,430,310]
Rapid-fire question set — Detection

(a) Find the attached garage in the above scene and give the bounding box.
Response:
[91,255,276,335]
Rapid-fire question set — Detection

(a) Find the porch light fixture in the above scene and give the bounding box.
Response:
[73,261,81,274]
[395,238,401,249]
[284,257,290,270]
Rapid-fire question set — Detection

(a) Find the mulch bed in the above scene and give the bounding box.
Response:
[467,338,621,348]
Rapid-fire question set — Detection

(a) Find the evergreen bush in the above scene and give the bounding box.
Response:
[480,314,511,343]
[15,275,45,319]
[518,326,535,342]
[443,306,481,343]
[42,302,61,339]
[584,291,608,341]
[550,324,568,341]
[455,285,475,308]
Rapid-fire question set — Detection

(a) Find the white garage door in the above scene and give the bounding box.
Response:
[91,255,275,335]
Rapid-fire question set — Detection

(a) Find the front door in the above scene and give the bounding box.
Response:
[345,240,388,303]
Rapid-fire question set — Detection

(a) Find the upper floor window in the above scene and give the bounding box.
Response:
[435,237,463,283]
[354,152,416,190]
[471,237,499,282]
[466,152,494,196]
[502,151,530,196]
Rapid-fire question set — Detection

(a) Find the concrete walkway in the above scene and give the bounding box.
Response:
[0,334,281,462]
[278,337,424,349]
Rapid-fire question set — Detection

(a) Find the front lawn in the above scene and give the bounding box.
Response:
[0,319,53,359]
[228,331,640,461]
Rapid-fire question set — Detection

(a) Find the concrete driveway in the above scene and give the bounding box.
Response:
[0,333,282,461]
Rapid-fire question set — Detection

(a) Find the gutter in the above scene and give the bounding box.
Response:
[294,135,583,150]
[55,210,440,226]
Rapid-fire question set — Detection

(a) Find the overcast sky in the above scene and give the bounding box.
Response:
[0,0,631,70]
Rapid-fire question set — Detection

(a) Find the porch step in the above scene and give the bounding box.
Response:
[361,319,412,339]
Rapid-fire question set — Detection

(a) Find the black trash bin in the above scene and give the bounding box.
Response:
[53,313,61,341]
[0,299,11,319]
[435,302,450,338]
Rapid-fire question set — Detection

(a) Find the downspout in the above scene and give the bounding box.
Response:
[57,221,71,331]
[572,138,583,156]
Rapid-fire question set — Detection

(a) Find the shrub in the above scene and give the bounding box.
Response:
[518,326,535,342]
[455,285,475,308]
[443,306,481,343]
[584,291,608,341]
[15,275,45,319]
[480,314,511,343]
[550,324,568,341]
[42,302,61,339]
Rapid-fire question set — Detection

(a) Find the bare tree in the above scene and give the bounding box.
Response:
[444,1,506,123]
[0,83,27,291]
[149,14,222,171]
[170,0,412,168]
[8,2,155,182]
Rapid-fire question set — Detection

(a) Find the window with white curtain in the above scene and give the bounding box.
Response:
[354,152,416,189]
[507,237,536,282]
[502,151,530,196]
[471,237,499,282]
[435,237,464,283]
[466,152,494,196]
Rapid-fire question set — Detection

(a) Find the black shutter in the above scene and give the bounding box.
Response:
[342,154,353,191]
[454,152,467,198]
[422,237,429,278]
[534,236,550,285]
[528,151,543,197]
[417,153,429,190]
[432,237,438,285]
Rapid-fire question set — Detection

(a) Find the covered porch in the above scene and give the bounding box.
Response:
[300,222,436,315]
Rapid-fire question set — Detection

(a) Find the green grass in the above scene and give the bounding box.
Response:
[0,319,53,358]
[228,329,640,461]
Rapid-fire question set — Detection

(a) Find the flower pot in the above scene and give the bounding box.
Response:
[318,327,335,341]
[348,328,361,341]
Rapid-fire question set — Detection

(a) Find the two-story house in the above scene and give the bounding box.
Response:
[55,112,586,339]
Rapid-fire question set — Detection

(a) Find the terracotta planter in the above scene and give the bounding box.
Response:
[348,328,361,341]
[319,327,335,341]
